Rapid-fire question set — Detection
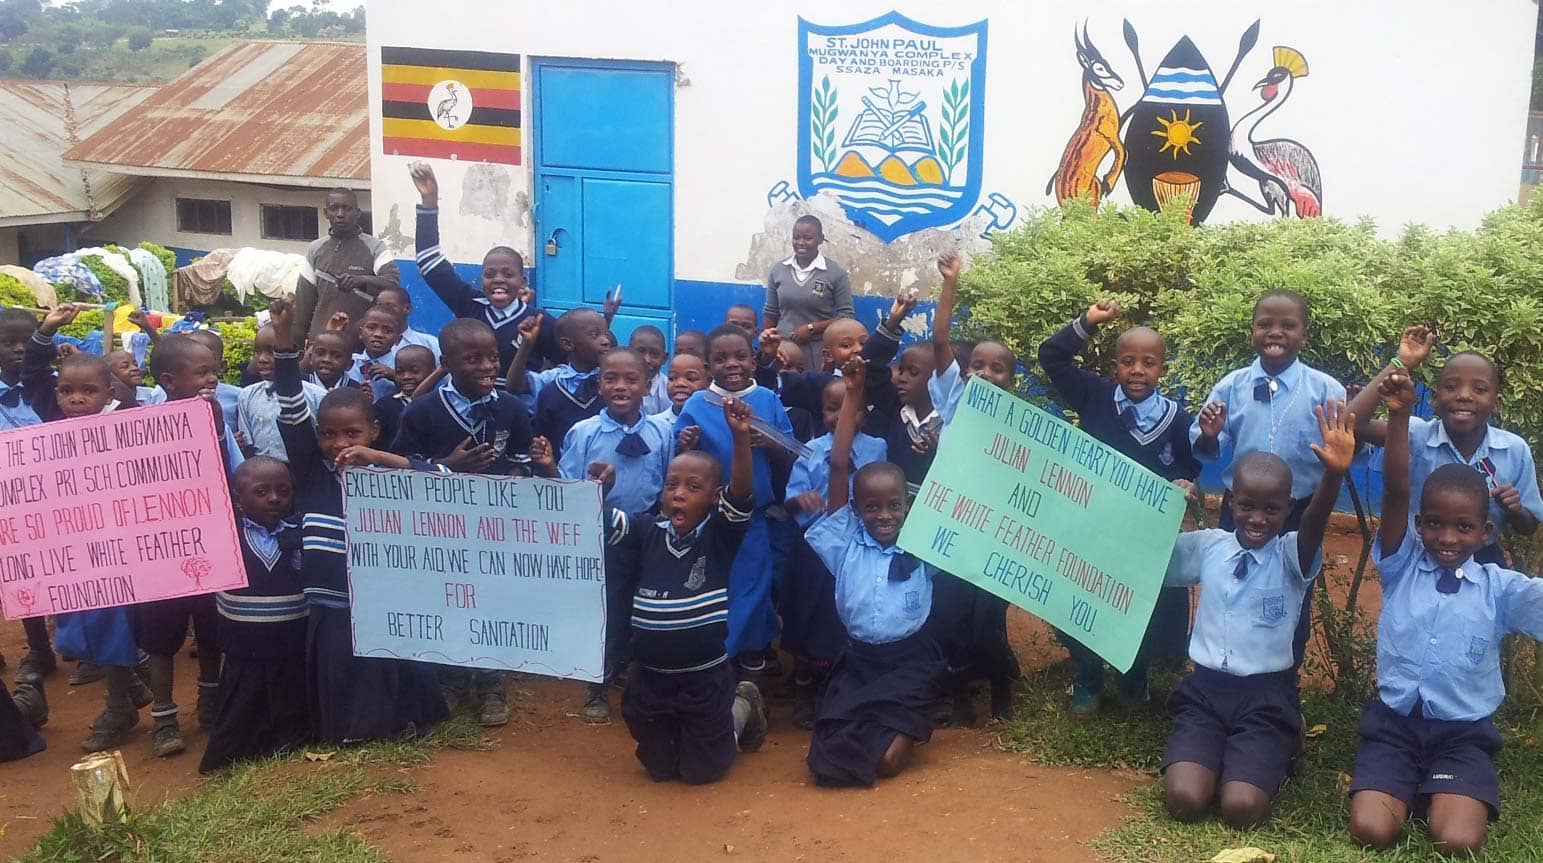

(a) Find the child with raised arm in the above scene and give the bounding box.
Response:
[531,347,674,723]
[268,297,449,743]
[805,357,945,786]
[1346,371,1543,855]
[507,308,611,448]
[410,161,562,371]
[605,396,769,783]
[23,305,155,751]
[1038,299,1202,715]
[926,250,1020,723]
[1161,401,1357,828]
[782,376,887,726]
[237,322,327,461]
[1189,290,1348,674]
[1347,326,1541,566]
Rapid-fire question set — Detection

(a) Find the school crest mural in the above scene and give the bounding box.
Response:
[1047,19,1322,224]
[797,13,988,243]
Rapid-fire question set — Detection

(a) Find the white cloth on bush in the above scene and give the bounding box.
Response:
[128,248,169,312]
[74,247,142,308]
[226,248,305,304]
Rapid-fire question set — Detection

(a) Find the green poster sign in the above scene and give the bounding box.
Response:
[897,376,1187,673]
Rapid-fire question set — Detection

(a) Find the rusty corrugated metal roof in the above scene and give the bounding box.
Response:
[63,40,368,187]
[0,80,156,224]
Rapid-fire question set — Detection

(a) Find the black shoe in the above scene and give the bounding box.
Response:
[13,672,46,728]
[69,661,106,686]
[581,683,610,724]
[736,681,768,752]
[989,678,1014,721]
[16,649,57,681]
[196,685,219,728]
[82,709,139,752]
[791,680,817,730]
[947,686,976,728]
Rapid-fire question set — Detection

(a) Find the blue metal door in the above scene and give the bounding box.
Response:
[532,60,674,344]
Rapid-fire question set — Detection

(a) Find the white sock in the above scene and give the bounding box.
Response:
[731,694,752,738]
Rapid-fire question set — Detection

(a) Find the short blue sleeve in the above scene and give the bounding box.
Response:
[806,506,860,577]
[1372,529,1420,590]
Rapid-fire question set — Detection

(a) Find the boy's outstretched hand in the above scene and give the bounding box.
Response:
[1397,325,1436,370]
[889,290,918,323]
[937,249,961,282]
[1197,401,1227,439]
[723,396,753,436]
[1378,371,1417,415]
[528,435,555,470]
[758,328,782,366]
[440,436,498,473]
[1310,400,1357,475]
[126,309,153,332]
[268,296,294,337]
[40,303,81,336]
[325,312,350,333]
[409,161,438,207]
[1085,300,1120,326]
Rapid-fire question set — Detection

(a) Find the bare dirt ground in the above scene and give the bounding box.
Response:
[0,518,1373,862]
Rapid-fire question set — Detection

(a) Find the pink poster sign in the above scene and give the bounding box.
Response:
[0,399,246,620]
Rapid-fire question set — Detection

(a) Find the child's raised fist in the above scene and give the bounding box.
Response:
[1085,300,1120,326]
[936,249,961,282]
[1493,483,1525,516]
[528,435,555,468]
[517,313,542,343]
[1397,325,1436,370]
[758,328,782,365]
[408,161,439,205]
[889,291,918,322]
[325,312,350,333]
[676,425,701,452]
[602,285,623,318]
[722,396,753,436]
[840,355,866,389]
[126,309,153,331]
[40,303,81,335]
[1378,371,1417,415]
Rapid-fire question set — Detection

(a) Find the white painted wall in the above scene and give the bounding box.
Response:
[366,0,1537,291]
[91,178,376,256]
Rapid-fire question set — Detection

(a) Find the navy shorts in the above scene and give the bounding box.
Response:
[622,661,738,785]
[1349,698,1502,820]
[135,593,219,658]
[1161,665,1300,794]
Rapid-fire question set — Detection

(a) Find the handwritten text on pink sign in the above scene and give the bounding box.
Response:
[0,400,245,620]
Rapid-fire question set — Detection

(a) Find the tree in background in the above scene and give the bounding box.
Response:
[127,25,152,52]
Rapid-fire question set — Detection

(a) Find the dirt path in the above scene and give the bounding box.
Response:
[0,518,1373,861]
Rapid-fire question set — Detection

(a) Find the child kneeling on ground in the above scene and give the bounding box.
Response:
[805,358,946,787]
[603,395,769,784]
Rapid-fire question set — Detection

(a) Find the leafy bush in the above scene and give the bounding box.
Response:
[76,254,130,303]
[0,272,37,308]
[58,308,104,340]
[214,318,258,384]
[138,241,176,276]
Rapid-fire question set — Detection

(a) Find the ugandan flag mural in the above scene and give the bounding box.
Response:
[381,47,521,165]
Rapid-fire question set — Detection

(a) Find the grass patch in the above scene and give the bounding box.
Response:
[1002,658,1543,861]
[19,712,492,863]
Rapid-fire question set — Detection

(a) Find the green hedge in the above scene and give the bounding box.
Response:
[76,254,130,304]
[0,272,37,307]
[214,318,257,384]
[957,197,1543,457]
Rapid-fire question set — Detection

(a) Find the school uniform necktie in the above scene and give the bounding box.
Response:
[0,387,21,408]
[1436,566,1464,595]
[469,400,496,444]
[573,374,599,404]
[616,431,652,457]
[1233,555,1251,580]
[1119,406,1138,431]
[1253,377,1278,402]
[888,551,919,582]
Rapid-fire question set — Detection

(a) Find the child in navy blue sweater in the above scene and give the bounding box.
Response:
[372,343,435,454]
[606,396,769,783]
[410,161,561,372]
[1039,299,1201,716]
[507,308,612,448]
[269,297,449,744]
[394,319,534,482]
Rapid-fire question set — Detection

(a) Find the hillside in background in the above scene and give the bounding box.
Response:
[0,0,362,82]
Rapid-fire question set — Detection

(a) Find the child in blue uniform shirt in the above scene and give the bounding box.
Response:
[373,285,441,362]
[343,304,405,399]
[1348,327,1542,565]
[604,396,769,784]
[199,457,309,773]
[410,161,561,372]
[806,358,945,786]
[531,347,674,723]
[269,297,449,744]
[653,353,708,423]
[1161,400,1357,828]
[237,323,327,461]
[508,308,610,446]
[926,250,1021,724]
[0,308,56,682]
[675,324,797,678]
[1347,372,1543,855]
[782,376,886,727]
[1190,290,1347,674]
[394,318,533,483]
[1039,300,1202,716]
[627,325,671,415]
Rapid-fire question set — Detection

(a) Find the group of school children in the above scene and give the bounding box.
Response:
[2,170,1542,854]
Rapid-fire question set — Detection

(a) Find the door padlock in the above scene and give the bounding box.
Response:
[545,238,558,256]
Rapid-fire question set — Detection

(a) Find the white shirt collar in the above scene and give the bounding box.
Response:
[782,253,827,276]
